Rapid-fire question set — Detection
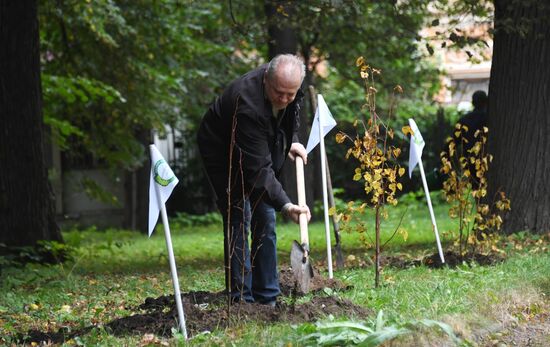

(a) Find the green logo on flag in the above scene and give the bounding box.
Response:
[154,159,175,187]
[414,135,424,146]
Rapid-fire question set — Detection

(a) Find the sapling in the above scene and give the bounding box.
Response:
[334,58,407,287]
[440,124,511,256]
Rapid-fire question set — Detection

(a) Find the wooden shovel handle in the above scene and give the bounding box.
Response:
[295,156,309,246]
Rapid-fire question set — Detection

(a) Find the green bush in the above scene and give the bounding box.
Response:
[171,212,222,228]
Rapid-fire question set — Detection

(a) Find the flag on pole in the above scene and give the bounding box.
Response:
[306,94,337,278]
[407,119,445,263]
[408,118,425,178]
[148,145,179,237]
[148,144,188,338]
[306,94,337,154]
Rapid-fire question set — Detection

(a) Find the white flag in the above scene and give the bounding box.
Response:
[306,94,337,154]
[408,118,425,178]
[148,145,179,236]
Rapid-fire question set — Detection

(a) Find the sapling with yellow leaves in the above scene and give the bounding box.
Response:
[440,124,511,256]
[333,57,407,287]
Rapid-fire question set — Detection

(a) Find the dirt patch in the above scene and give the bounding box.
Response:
[19,271,366,344]
[278,267,353,295]
[379,251,504,269]
[422,251,504,268]
[477,312,550,347]
[107,293,369,338]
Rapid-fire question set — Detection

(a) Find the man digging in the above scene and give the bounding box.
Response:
[197,54,311,307]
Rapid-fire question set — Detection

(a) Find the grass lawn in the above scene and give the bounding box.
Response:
[1,198,549,346]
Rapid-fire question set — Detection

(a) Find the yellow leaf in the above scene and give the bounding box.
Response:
[402,125,413,136]
[397,183,403,190]
[355,56,365,67]
[398,167,405,176]
[398,227,408,241]
[394,148,402,157]
[335,132,346,144]
[328,206,336,216]
[474,129,481,138]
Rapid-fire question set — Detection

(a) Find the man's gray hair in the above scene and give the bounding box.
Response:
[266,54,306,82]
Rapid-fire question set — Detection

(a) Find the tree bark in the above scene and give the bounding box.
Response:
[124,128,151,233]
[0,1,62,247]
[487,0,550,234]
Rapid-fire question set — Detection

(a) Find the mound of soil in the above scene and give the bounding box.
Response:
[20,270,366,344]
[107,293,369,338]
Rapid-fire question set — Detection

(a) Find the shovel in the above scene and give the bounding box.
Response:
[290,156,314,293]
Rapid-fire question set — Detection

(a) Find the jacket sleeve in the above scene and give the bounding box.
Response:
[233,110,291,211]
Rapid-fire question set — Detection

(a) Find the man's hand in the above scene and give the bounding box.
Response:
[282,203,311,224]
[288,142,307,164]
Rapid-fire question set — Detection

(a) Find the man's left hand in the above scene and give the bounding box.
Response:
[288,142,307,164]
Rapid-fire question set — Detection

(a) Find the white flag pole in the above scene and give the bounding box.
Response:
[319,113,334,279]
[415,153,445,264]
[153,168,188,339]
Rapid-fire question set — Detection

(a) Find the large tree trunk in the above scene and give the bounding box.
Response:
[487,0,550,234]
[0,1,62,246]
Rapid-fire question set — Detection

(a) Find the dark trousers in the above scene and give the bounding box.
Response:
[222,199,281,303]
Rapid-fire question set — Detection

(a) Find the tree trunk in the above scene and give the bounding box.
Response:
[487,0,550,234]
[124,128,151,233]
[0,1,62,246]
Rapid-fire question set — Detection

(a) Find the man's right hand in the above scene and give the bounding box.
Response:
[283,203,311,224]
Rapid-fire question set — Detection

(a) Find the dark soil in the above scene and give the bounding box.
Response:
[379,250,505,269]
[19,270,368,344]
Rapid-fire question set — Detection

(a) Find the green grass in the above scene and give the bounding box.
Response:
[1,199,548,346]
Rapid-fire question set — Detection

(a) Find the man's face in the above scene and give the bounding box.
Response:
[264,71,301,111]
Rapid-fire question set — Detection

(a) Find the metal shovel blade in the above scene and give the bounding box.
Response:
[290,240,314,293]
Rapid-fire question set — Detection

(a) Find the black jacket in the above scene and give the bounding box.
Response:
[197,64,303,211]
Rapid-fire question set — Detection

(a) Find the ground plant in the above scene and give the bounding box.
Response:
[334,57,407,288]
[440,124,511,255]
